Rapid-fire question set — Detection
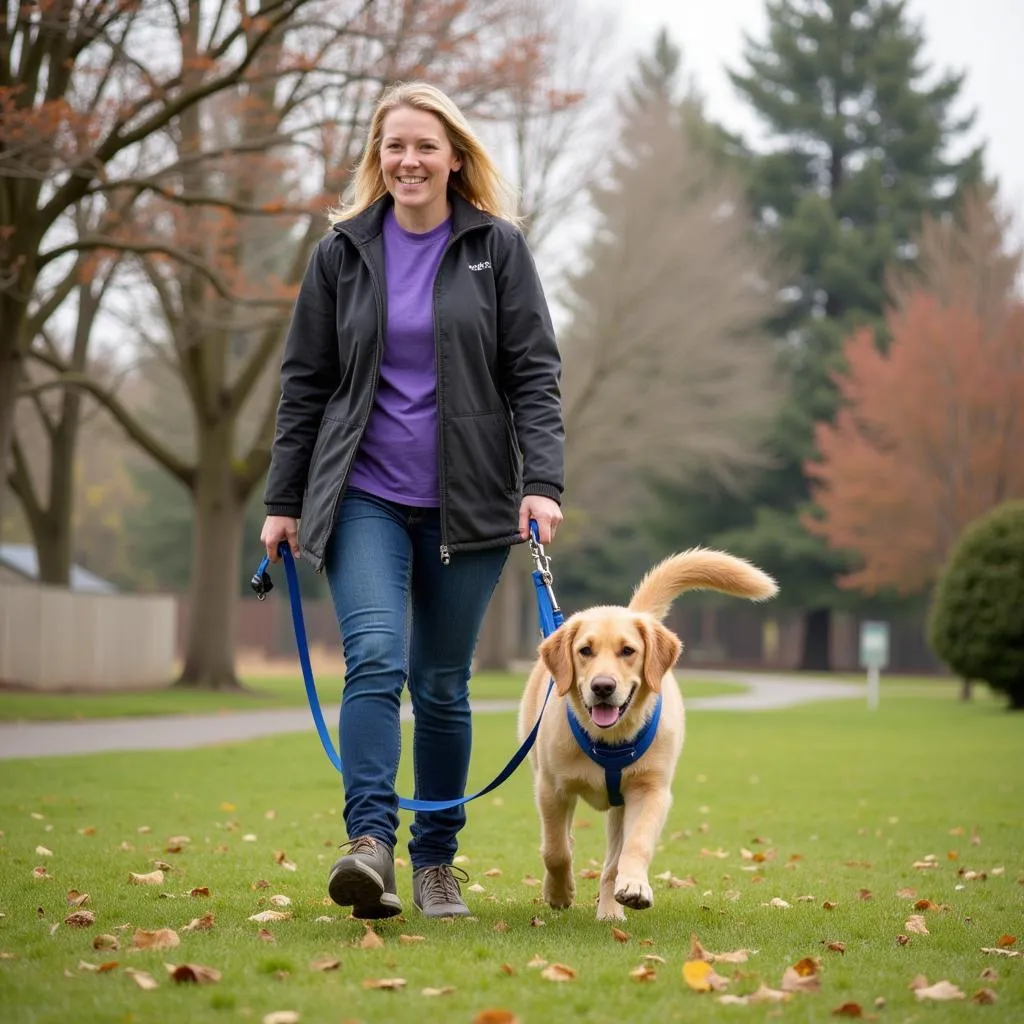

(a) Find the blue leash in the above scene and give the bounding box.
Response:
[250,520,562,812]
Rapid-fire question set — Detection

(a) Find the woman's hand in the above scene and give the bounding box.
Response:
[261,515,300,562]
[519,495,563,544]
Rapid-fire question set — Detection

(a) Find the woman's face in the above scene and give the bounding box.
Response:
[379,106,461,231]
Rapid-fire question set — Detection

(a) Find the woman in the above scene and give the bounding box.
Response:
[260,82,564,920]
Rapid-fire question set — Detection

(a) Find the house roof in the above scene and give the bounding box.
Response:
[0,544,119,594]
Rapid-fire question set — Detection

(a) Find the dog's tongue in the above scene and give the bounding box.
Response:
[590,703,620,728]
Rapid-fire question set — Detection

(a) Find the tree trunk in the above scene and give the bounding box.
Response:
[1008,686,1024,711]
[474,550,525,671]
[799,606,832,671]
[959,676,973,701]
[176,423,245,690]
[0,304,25,542]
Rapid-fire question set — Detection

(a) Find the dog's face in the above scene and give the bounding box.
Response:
[539,608,682,733]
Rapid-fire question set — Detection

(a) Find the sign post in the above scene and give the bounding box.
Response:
[858,621,890,711]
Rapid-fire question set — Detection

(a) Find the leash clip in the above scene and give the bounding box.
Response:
[250,555,274,601]
[528,521,553,584]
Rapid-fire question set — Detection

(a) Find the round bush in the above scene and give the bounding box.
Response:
[928,501,1024,710]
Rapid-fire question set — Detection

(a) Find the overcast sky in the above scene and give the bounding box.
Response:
[595,0,1024,215]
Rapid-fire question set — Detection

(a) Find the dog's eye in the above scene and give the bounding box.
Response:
[621,645,635,657]
[578,645,593,657]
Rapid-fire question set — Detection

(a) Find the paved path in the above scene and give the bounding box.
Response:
[0,671,864,761]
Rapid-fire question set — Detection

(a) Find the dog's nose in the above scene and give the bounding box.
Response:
[590,676,616,700]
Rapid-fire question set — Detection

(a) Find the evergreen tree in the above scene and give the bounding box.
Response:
[707,0,983,668]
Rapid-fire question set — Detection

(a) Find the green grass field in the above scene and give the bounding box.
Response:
[1,687,1021,1023]
[0,672,747,721]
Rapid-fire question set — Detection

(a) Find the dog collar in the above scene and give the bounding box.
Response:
[566,694,663,807]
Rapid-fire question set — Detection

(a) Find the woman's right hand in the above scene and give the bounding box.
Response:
[261,515,300,563]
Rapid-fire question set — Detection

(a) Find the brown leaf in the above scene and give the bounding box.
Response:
[421,986,456,997]
[167,963,222,984]
[913,899,940,911]
[153,860,173,871]
[361,977,406,990]
[914,979,965,1002]
[825,942,846,954]
[66,890,90,907]
[257,929,275,943]
[32,867,52,880]
[630,965,657,982]
[747,983,792,1004]
[359,929,385,949]
[782,966,821,993]
[823,900,837,910]
[905,915,929,935]
[262,1013,300,1024]
[529,916,545,927]
[973,988,999,1005]
[78,960,118,973]
[896,935,910,946]
[980,967,999,981]
[831,1002,864,1017]
[996,934,1016,948]
[499,964,515,976]
[611,927,629,943]
[472,1011,520,1024]
[128,870,164,886]
[980,947,1021,958]
[399,934,426,944]
[188,887,210,898]
[526,954,547,968]
[273,850,297,871]
[310,956,341,972]
[896,887,917,899]
[78,827,97,836]
[64,911,96,928]
[252,879,271,890]
[493,921,509,933]
[578,868,601,879]
[540,963,577,983]
[124,967,158,990]
[856,888,872,901]
[132,928,180,951]
[182,913,215,932]
[689,933,756,964]
[92,934,119,951]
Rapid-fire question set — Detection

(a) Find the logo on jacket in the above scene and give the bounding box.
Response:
[468,261,492,271]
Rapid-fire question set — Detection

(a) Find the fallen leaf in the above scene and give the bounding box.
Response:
[493,921,509,932]
[529,916,545,927]
[825,942,846,954]
[472,1011,520,1024]
[748,983,792,1004]
[262,1013,299,1024]
[997,934,1016,948]
[92,934,119,950]
[66,890,90,907]
[896,887,917,899]
[362,977,406,990]
[682,959,729,992]
[269,895,292,907]
[153,860,173,871]
[768,897,791,909]
[129,871,164,886]
[643,954,667,964]
[252,879,271,890]
[167,962,222,984]
[78,827,97,836]
[399,935,426,944]
[973,988,998,1005]
[468,883,486,893]
[914,980,965,1002]
[908,974,929,990]
[611,927,629,943]
[540,963,577,983]
[421,986,456,997]
[78,960,118,973]
[310,956,340,972]
[64,911,96,928]
[249,911,291,924]
[124,967,158,990]
[526,955,547,968]
[578,868,601,879]
[914,899,940,911]
[32,866,51,880]
[630,965,657,982]
[36,845,53,857]
[182,913,215,932]
[688,934,756,964]
[359,929,385,949]
[189,887,211,898]
[484,868,502,877]
[781,958,821,993]
[980,947,1021,958]
[132,928,180,951]
[823,900,837,910]
[897,935,910,946]
[905,915,930,935]
[273,850,297,871]
[257,929,275,942]
[856,888,872,901]
[521,876,540,886]
[831,1002,863,1017]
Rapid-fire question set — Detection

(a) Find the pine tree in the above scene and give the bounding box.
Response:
[712,0,983,668]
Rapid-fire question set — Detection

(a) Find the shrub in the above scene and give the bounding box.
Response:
[928,501,1024,710]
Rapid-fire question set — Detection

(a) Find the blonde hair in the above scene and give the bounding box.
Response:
[330,82,520,226]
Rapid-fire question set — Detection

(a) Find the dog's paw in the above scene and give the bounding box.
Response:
[596,901,627,921]
[543,872,575,909]
[614,877,654,910]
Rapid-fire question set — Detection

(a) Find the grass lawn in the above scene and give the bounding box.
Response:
[0,672,747,721]
[0,688,1021,1023]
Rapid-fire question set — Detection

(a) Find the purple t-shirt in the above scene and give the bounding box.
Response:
[347,209,451,506]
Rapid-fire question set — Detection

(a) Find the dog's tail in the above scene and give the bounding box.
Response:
[628,548,778,621]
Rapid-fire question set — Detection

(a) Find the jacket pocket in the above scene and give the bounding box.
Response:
[303,415,364,555]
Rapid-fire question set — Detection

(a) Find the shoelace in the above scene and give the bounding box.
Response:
[339,836,381,856]
[420,864,470,904]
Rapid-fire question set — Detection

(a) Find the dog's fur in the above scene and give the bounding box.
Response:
[517,548,778,920]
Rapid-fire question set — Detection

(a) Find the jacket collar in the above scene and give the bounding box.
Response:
[332,189,493,245]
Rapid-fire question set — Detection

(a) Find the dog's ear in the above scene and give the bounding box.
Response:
[540,620,579,696]
[637,618,682,693]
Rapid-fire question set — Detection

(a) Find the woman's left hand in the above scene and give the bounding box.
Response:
[519,495,563,544]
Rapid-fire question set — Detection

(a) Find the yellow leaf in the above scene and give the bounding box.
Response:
[540,963,576,983]
[128,870,164,886]
[683,960,712,992]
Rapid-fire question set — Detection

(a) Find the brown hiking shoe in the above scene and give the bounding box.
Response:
[412,864,471,918]
[328,836,402,919]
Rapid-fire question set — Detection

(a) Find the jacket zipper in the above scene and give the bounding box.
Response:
[316,237,386,572]
[433,223,485,565]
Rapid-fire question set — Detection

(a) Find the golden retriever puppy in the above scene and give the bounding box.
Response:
[517,549,777,920]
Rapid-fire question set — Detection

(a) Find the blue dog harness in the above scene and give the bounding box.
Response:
[566,694,663,806]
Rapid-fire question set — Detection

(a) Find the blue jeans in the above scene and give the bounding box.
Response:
[324,488,509,869]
